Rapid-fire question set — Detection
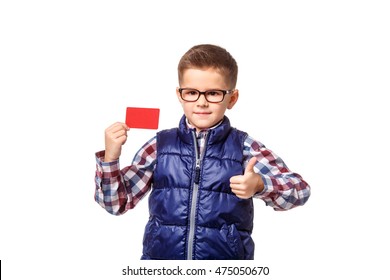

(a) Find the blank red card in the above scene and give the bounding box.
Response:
[125,107,160,129]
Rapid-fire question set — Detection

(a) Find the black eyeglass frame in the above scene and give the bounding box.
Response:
[178,88,234,103]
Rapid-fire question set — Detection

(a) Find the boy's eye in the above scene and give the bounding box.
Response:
[206,91,222,96]
[185,90,198,96]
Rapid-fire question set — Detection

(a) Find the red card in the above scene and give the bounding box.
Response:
[125,107,160,129]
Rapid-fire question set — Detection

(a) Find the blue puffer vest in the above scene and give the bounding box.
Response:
[141,115,254,260]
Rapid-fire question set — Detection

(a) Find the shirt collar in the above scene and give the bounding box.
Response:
[185,117,224,137]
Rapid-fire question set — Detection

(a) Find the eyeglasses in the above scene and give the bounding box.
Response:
[178,88,234,103]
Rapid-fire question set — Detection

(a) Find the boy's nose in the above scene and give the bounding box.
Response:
[196,94,208,106]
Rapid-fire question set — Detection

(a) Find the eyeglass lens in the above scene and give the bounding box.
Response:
[180,89,226,103]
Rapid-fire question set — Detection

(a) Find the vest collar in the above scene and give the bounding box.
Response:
[178,115,232,145]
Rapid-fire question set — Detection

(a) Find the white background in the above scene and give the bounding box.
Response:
[1,0,389,279]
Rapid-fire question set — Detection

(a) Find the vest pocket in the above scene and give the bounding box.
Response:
[142,217,188,260]
[227,224,245,259]
[142,218,158,257]
[194,224,246,259]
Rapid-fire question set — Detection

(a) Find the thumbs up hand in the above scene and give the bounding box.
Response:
[230,157,264,199]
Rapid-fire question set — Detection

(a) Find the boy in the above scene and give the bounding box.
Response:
[94,44,310,260]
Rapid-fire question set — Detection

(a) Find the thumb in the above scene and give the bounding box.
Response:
[244,157,257,174]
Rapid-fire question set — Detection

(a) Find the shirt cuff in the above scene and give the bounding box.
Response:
[253,174,274,199]
[95,150,120,178]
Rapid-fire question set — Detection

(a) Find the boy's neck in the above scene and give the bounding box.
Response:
[186,117,224,135]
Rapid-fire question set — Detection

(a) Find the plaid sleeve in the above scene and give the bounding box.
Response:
[94,136,156,215]
[243,135,311,211]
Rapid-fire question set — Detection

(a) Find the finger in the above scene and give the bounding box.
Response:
[231,189,249,199]
[230,187,240,194]
[106,122,124,131]
[244,157,258,174]
[111,123,130,134]
[111,129,128,139]
[107,122,129,133]
[230,175,244,184]
[230,183,245,191]
[115,135,127,145]
[106,125,129,140]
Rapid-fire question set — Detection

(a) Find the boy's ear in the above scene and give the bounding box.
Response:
[227,89,239,109]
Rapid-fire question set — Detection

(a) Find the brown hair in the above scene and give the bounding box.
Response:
[178,44,238,89]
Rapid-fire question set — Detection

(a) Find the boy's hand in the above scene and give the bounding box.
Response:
[230,157,264,199]
[104,122,130,162]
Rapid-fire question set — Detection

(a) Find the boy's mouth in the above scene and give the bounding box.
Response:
[194,112,211,115]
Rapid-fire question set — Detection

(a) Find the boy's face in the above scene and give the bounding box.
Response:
[176,68,238,132]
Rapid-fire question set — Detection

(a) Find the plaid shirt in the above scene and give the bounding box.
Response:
[95,126,310,215]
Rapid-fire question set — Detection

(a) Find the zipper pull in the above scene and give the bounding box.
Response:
[194,159,200,184]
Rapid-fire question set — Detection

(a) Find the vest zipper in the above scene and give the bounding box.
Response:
[187,131,201,260]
